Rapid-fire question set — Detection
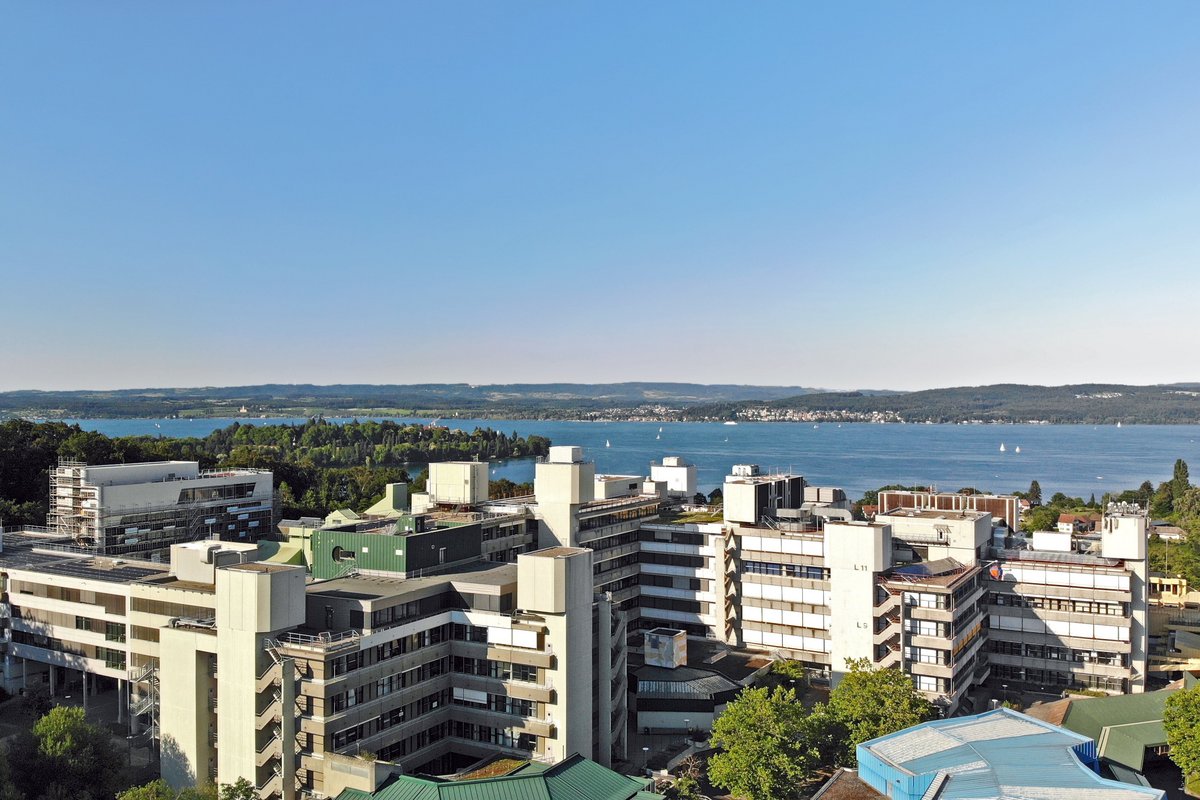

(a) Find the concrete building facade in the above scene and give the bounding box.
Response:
[47,459,273,555]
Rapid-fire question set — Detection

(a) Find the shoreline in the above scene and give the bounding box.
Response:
[4,413,1196,427]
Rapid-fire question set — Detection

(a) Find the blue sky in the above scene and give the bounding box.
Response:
[2,2,1197,391]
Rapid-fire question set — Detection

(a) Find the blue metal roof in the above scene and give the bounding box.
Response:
[857,708,1164,800]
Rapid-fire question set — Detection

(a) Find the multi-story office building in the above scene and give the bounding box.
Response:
[0,525,622,799]
[531,446,662,621]
[729,501,989,714]
[47,459,273,554]
[986,503,1150,695]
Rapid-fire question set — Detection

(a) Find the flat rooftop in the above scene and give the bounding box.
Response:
[529,546,589,559]
[308,561,517,603]
[224,562,296,574]
[0,549,166,584]
[627,634,768,684]
[724,473,802,485]
[876,508,988,521]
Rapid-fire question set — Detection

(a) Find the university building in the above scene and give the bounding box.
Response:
[47,459,274,555]
[0,449,1159,799]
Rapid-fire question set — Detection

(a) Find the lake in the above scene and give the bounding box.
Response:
[54,417,1200,500]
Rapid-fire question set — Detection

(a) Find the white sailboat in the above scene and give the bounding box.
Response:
[1014,446,1021,454]
[655,434,660,440]
[605,439,611,448]
[999,443,1006,452]
[1116,421,1122,428]
[658,426,663,433]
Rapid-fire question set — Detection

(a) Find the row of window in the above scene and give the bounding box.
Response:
[579,503,659,531]
[640,552,705,570]
[989,640,1127,666]
[991,663,1126,692]
[641,574,705,592]
[989,592,1128,616]
[451,656,538,683]
[13,582,126,615]
[333,689,448,749]
[451,689,534,717]
[743,561,829,580]
[640,529,707,546]
[178,483,259,503]
[376,721,447,761]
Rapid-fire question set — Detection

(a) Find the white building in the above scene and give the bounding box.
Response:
[650,457,697,499]
[47,459,273,555]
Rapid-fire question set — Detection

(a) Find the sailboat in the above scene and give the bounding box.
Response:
[605,439,611,448]
[1014,446,1021,454]
[658,426,663,433]
[1117,421,1122,428]
[999,443,1006,452]
[655,434,660,440]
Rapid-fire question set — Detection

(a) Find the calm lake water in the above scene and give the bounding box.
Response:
[56,417,1200,500]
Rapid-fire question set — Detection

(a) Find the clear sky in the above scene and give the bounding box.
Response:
[2,3,1198,392]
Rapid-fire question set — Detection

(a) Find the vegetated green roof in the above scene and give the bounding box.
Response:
[336,754,656,800]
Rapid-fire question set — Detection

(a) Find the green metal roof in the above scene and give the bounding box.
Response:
[336,755,657,800]
[1058,689,1175,771]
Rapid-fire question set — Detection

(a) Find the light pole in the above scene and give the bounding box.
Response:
[683,719,690,746]
[642,746,651,777]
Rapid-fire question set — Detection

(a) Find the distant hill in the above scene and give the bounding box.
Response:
[4,382,1198,423]
[0,382,825,419]
[681,383,1200,424]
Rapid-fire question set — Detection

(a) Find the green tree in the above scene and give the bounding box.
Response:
[1151,481,1175,518]
[1027,480,1042,506]
[1164,681,1200,782]
[1176,487,1200,534]
[118,780,177,800]
[827,659,936,757]
[707,687,843,800]
[6,706,125,800]
[1173,459,1191,504]
[1021,506,1058,533]
[670,757,703,800]
[770,659,809,686]
[217,779,256,800]
[180,786,218,800]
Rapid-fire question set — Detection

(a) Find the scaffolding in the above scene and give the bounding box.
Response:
[47,459,91,543]
[45,458,274,557]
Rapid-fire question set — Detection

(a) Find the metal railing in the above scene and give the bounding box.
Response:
[270,629,361,651]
